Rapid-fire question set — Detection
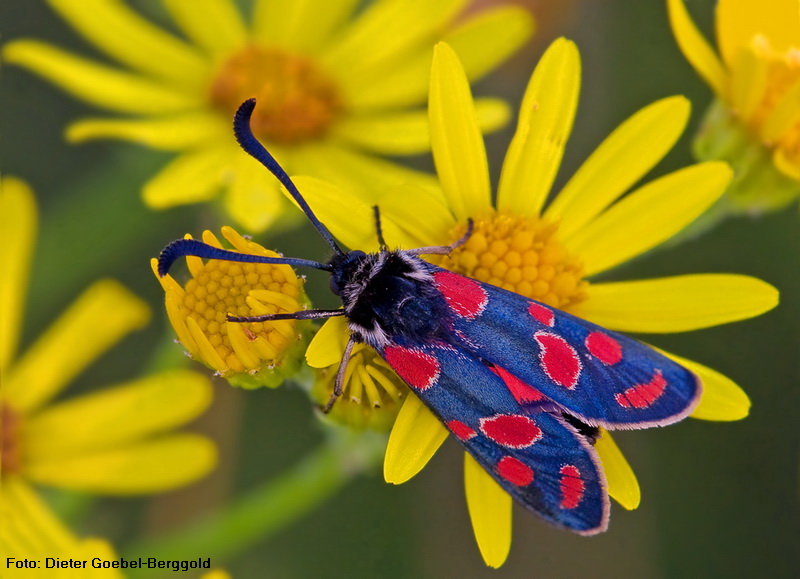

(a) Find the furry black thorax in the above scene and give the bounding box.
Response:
[327,249,453,349]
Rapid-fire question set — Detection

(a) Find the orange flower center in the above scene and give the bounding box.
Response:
[209,45,342,144]
[1,404,22,475]
[437,213,588,312]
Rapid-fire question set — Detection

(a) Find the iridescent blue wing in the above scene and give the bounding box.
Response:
[380,339,609,534]
[427,267,702,429]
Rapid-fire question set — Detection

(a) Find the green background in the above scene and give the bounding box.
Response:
[3,1,797,577]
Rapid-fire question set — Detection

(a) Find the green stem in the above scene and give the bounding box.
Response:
[123,428,386,575]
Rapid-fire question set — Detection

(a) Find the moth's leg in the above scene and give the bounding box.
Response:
[323,336,357,413]
[372,205,388,249]
[226,309,344,323]
[408,218,474,256]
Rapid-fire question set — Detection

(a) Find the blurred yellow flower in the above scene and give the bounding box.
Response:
[152,226,310,389]
[297,40,779,566]
[1,177,216,499]
[3,0,533,232]
[2,476,123,578]
[668,0,800,214]
[2,476,230,578]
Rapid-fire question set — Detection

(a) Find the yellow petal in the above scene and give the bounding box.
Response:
[442,5,534,82]
[384,394,448,484]
[429,42,492,221]
[729,42,769,122]
[287,176,404,251]
[761,77,800,142]
[342,4,529,110]
[223,151,293,233]
[376,184,457,248]
[306,316,348,368]
[66,112,226,150]
[3,476,75,554]
[331,98,509,156]
[24,370,212,462]
[595,430,640,510]
[252,0,359,54]
[546,96,690,239]
[772,147,800,180]
[0,177,37,370]
[142,145,234,209]
[667,0,727,96]
[5,280,150,414]
[566,162,732,277]
[659,349,751,421]
[322,0,464,94]
[292,143,441,203]
[497,38,581,217]
[464,453,512,568]
[3,40,201,114]
[716,0,800,67]
[162,0,247,57]
[47,0,208,87]
[26,434,216,494]
[578,274,779,333]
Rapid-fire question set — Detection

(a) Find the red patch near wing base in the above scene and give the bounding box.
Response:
[615,370,667,408]
[497,456,534,486]
[489,365,546,403]
[383,346,440,391]
[433,271,488,319]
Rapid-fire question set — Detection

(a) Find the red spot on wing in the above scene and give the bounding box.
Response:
[559,465,585,509]
[480,414,542,448]
[447,420,476,441]
[586,331,622,365]
[489,365,546,403]
[433,271,488,319]
[534,331,582,389]
[497,456,534,486]
[615,370,667,408]
[383,346,440,391]
[528,302,555,326]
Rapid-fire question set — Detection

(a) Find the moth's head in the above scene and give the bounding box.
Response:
[328,250,368,296]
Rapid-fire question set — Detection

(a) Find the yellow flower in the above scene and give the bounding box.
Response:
[151,226,310,389]
[298,40,779,566]
[3,476,123,578]
[2,476,230,579]
[1,177,215,500]
[307,316,407,431]
[668,0,800,214]
[3,0,533,232]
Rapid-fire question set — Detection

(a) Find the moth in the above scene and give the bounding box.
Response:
[158,98,701,534]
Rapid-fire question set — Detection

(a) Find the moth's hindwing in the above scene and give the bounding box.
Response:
[381,339,609,533]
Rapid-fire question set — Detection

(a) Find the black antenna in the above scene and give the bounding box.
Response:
[233,99,344,256]
[158,238,332,278]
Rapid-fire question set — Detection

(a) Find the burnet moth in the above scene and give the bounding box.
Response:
[158,98,701,534]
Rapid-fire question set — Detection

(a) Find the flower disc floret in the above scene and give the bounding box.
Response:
[438,213,588,310]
